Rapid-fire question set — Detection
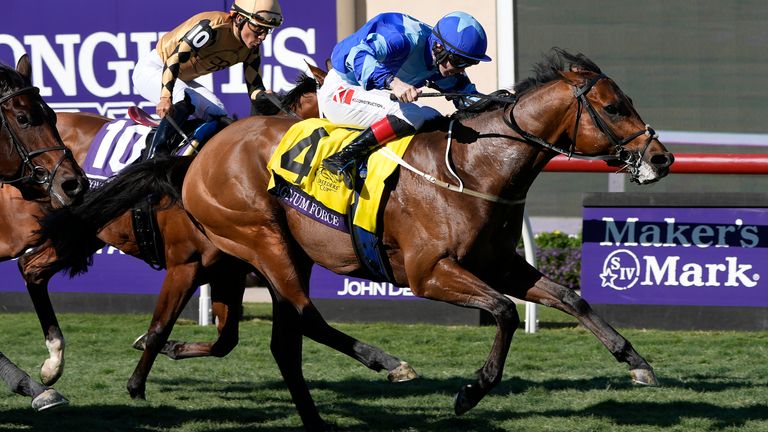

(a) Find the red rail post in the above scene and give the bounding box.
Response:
[544,153,768,175]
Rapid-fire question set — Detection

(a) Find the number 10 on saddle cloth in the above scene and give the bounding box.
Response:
[267,118,413,233]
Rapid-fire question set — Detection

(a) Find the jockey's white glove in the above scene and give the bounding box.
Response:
[389,77,421,103]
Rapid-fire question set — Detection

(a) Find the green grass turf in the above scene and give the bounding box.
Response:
[1,303,767,431]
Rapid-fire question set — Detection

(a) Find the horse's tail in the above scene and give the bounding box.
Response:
[37,156,193,277]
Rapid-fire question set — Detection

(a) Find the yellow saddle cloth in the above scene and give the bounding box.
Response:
[267,118,413,233]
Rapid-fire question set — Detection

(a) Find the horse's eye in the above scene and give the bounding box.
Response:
[15,113,30,126]
[604,104,618,116]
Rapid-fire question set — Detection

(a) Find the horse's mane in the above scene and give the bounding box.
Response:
[251,72,317,115]
[515,47,602,97]
[0,62,26,95]
[452,48,602,121]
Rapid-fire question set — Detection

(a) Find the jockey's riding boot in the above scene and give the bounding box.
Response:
[322,115,415,188]
[145,97,193,160]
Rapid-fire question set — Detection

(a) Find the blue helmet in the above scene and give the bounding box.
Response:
[432,12,492,63]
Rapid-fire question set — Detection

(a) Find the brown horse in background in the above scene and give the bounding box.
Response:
[16,70,414,401]
[0,55,87,206]
[0,55,86,410]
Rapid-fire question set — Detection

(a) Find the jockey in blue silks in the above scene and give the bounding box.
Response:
[318,11,492,187]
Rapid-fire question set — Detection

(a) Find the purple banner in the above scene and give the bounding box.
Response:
[0,247,167,295]
[0,0,337,119]
[310,266,418,300]
[581,207,768,307]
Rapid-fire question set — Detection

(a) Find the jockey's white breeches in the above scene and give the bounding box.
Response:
[317,69,441,129]
[131,50,227,121]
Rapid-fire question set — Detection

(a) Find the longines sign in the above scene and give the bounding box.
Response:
[0,0,336,119]
[582,206,768,307]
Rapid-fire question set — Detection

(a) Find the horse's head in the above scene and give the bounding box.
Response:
[511,49,674,185]
[0,55,87,207]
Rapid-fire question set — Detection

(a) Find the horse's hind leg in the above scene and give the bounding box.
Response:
[298,301,417,382]
[126,262,199,399]
[206,229,328,430]
[506,254,658,386]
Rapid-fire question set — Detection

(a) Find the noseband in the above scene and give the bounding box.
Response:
[503,74,658,179]
[0,86,72,190]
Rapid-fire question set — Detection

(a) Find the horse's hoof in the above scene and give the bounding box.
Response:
[631,368,659,386]
[387,361,418,383]
[304,418,332,431]
[31,389,70,412]
[127,385,146,400]
[132,333,148,351]
[453,384,479,416]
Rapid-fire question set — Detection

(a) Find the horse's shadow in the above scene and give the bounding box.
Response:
[141,373,768,430]
[3,372,766,432]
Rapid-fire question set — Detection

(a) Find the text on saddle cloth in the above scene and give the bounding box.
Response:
[267,117,414,233]
[83,116,199,188]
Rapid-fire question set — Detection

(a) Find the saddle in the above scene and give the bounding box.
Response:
[268,118,415,282]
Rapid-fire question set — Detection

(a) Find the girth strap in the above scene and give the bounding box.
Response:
[131,195,166,270]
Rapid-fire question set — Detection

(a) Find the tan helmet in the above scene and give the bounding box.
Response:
[231,0,283,28]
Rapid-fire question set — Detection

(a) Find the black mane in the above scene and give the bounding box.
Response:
[251,72,317,116]
[282,73,318,110]
[514,48,602,96]
[452,48,602,120]
[0,62,26,96]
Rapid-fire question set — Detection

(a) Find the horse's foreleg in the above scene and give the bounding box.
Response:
[126,263,199,400]
[18,244,71,386]
[507,254,658,386]
[132,264,246,359]
[412,258,519,415]
[298,301,417,382]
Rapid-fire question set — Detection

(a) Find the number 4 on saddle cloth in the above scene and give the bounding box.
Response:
[267,117,414,281]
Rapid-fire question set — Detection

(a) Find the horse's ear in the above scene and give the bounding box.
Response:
[16,54,32,84]
[305,60,327,86]
[569,63,588,74]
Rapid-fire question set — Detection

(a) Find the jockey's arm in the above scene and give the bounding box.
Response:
[158,20,214,117]
[244,51,267,101]
[346,32,410,91]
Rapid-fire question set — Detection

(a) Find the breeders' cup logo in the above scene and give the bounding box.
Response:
[600,249,640,291]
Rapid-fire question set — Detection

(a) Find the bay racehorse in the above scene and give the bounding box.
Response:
[17,70,414,401]
[37,50,673,429]
[179,49,674,429]
[0,56,86,410]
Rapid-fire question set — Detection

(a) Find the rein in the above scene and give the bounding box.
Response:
[0,86,72,189]
[379,119,525,207]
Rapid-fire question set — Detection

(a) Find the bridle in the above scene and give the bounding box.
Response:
[502,73,658,180]
[0,86,72,190]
